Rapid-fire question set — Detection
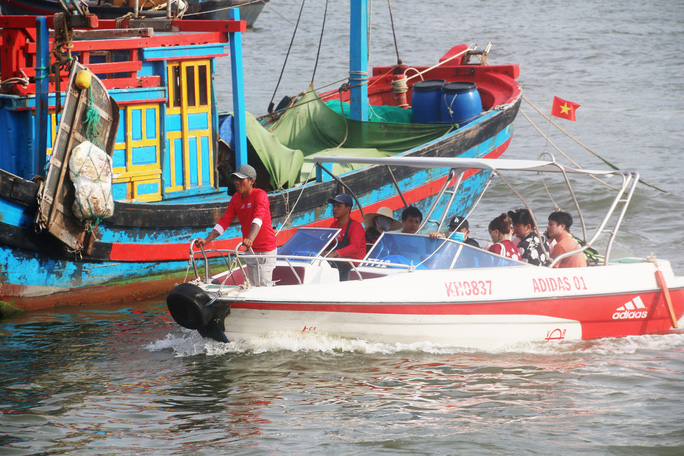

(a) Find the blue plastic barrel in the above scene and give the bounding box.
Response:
[440,82,482,126]
[411,79,445,124]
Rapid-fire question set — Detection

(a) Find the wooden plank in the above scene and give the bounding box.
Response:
[36,62,120,253]
[21,60,143,78]
[71,28,155,40]
[96,19,246,33]
[0,169,40,207]
[45,82,90,250]
[15,76,162,94]
[25,32,228,55]
[101,76,161,89]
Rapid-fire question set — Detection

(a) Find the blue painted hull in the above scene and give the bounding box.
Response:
[0,15,521,313]
[0,117,515,313]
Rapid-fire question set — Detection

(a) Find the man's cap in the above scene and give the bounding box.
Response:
[231,164,257,180]
[448,215,469,230]
[328,193,354,207]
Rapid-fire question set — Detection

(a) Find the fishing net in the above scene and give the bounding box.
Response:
[67,81,114,224]
[68,140,114,222]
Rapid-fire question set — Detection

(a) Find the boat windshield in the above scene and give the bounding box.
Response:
[365,233,525,270]
[278,227,341,261]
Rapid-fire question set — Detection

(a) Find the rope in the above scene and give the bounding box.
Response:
[519,108,616,191]
[262,1,308,30]
[115,12,135,27]
[310,0,329,86]
[405,45,475,82]
[330,90,350,150]
[268,0,307,114]
[83,85,104,149]
[274,164,318,236]
[391,75,408,108]
[33,66,50,81]
[52,13,74,67]
[0,72,30,89]
[386,0,402,65]
[522,96,666,193]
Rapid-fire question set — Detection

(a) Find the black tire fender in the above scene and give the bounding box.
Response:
[166,282,214,330]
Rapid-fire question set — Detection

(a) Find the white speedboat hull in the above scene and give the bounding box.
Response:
[216,260,684,349]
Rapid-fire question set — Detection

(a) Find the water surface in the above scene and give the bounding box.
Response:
[2,0,684,454]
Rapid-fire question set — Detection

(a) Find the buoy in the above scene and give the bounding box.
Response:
[75,70,92,90]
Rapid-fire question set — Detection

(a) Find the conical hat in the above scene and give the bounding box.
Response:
[363,207,403,231]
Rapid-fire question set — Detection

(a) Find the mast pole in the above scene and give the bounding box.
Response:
[229,8,248,169]
[349,0,368,121]
[35,17,49,177]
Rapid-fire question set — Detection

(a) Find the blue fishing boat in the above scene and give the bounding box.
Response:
[0,1,521,314]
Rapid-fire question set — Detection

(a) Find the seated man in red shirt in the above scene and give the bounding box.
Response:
[326,193,366,281]
[196,164,277,286]
[546,211,587,268]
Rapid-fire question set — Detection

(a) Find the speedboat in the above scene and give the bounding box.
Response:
[167,156,684,349]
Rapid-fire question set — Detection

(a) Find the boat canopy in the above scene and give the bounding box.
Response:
[246,89,453,188]
[312,155,626,177]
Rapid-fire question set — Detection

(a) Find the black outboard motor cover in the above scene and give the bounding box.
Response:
[167,282,214,330]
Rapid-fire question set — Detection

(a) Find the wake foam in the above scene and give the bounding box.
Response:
[146,328,684,357]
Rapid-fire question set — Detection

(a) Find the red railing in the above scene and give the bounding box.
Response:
[0,16,244,94]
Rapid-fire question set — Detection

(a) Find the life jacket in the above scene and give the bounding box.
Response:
[570,234,603,266]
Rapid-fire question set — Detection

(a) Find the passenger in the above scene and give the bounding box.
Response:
[508,208,550,266]
[364,206,403,246]
[429,215,480,248]
[546,211,587,268]
[195,164,277,286]
[326,193,366,281]
[487,213,522,261]
[400,206,423,234]
[449,215,480,248]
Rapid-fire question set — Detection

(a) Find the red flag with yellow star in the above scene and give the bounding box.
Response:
[551,96,580,121]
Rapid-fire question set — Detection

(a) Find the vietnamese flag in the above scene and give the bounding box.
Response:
[551,96,580,121]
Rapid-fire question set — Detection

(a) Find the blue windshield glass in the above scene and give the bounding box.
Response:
[278,228,341,260]
[365,233,525,269]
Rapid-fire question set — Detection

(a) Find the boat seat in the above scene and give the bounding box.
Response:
[210,265,306,286]
[272,265,306,286]
[347,270,388,281]
[211,269,245,286]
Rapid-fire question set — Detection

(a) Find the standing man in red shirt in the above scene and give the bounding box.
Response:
[196,164,277,286]
[326,193,366,281]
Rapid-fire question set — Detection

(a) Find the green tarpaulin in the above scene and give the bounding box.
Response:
[246,88,452,188]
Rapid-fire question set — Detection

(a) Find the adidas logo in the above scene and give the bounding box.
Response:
[612,296,648,320]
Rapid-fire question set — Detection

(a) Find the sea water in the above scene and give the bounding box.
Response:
[1,0,683,454]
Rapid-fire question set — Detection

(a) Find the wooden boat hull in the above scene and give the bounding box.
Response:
[0,14,521,314]
[0,0,267,27]
[0,104,517,314]
[217,260,684,349]
[190,0,267,26]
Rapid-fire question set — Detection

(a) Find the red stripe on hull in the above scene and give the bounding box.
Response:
[1,276,181,314]
[230,287,684,340]
[107,138,512,262]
